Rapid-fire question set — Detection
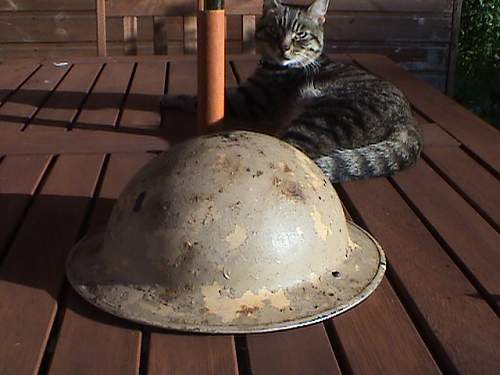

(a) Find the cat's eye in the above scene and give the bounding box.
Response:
[296,31,308,39]
[268,24,278,34]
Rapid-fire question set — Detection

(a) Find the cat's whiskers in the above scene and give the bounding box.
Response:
[292,53,321,77]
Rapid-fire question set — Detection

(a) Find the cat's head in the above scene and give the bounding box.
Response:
[255,0,329,68]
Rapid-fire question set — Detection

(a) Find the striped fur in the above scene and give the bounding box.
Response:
[161,0,423,183]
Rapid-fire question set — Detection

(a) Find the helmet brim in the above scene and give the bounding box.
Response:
[66,220,385,334]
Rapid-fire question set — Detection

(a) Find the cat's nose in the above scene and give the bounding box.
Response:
[281,43,292,59]
[281,42,291,52]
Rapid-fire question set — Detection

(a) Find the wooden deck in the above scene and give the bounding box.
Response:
[0,54,499,375]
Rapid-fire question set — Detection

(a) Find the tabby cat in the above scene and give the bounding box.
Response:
[161,0,423,183]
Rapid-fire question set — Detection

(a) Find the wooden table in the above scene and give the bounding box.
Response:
[0,54,499,375]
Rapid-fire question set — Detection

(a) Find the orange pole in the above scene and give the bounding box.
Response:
[197,9,225,133]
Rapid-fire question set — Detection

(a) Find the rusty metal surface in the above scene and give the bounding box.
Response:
[66,131,386,333]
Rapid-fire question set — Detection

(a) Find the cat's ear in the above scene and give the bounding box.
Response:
[263,0,281,14]
[307,0,329,25]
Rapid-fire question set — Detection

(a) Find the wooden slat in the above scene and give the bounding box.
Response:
[226,15,243,41]
[104,0,268,16]
[25,63,102,132]
[0,155,52,255]
[342,175,500,374]
[153,16,169,55]
[0,0,453,13]
[285,0,454,13]
[0,41,156,59]
[48,154,154,375]
[352,54,500,171]
[332,279,441,375]
[96,0,107,56]
[104,0,455,15]
[0,12,154,43]
[224,16,242,52]
[421,123,460,147]
[0,12,451,43]
[73,62,135,129]
[119,61,167,129]
[0,130,168,155]
[413,71,447,92]
[392,161,500,310]
[247,325,341,375]
[330,43,449,91]
[48,289,140,375]
[123,16,139,55]
[149,335,238,375]
[325,14,450,43]
[424,147,500,228]
[0,154,105,375]
[166,16,184,41]
[106,0,197,16]
[177,40,248,55]
[446,0,463,94]
[21,52,250,65]
[161,17,186,55]
[162,59,197,142]
[0,62,39,106]
[0,64,69,131]
[326,207,441,375]
[242,15,256,53]
[183,15,197,54]
[328,41,449,71]
[0,0,94,11]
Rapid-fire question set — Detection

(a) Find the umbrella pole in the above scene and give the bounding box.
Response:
[197,0,225,133]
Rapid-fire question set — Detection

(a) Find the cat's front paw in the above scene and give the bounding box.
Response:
[160,94,197,113]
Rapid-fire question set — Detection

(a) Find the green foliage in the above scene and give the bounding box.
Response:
[455,0,500,127]
[458,0,500,74]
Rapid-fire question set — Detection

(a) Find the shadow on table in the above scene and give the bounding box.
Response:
[0,89,276,142]
[0,89,169,133]
[0,193,142,331]
[0,90,162,110]
[0,192,227,334]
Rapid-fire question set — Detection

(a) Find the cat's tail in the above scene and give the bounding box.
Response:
[313,123,423,183]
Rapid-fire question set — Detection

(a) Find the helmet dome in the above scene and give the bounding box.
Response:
[67,131,385,333]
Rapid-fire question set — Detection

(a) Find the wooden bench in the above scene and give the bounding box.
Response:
[0,0,464,92]
[96,0,259,55]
